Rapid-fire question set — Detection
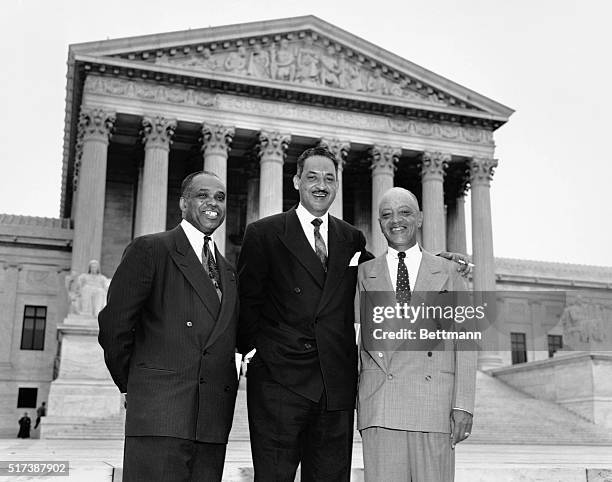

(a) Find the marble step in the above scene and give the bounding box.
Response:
[44,372,612,445]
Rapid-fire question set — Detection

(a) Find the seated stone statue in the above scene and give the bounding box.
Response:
[66,260,110,317]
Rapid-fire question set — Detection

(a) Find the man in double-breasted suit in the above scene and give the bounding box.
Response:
[98,171,239,482]
[238,146,373,481]
[357,187,477,482]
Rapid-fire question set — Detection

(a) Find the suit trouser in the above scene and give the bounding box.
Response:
[123,435,227,482]
[361,427,454,482]
[247,360,354,482]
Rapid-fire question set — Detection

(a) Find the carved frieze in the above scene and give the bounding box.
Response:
[149,34,455,108]
[82,76,495,147]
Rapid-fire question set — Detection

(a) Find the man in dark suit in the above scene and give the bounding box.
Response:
[98,171,238,482]
[238,146,372,481]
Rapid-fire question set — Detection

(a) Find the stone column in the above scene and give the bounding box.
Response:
[319,138,350,219]
[446,172,469,254]
[256,131,291,218]
[421,151,449,253]
[136,116,176,237]
[245,162,260,227]
[369,145,400,256]
[71,107,115,274]
[133,160,144,237]
[470,157,502,370]
[201,123,235,255]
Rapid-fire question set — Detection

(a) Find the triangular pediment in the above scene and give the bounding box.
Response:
[69,16,513,120]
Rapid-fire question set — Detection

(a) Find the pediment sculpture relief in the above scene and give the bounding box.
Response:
[154,35,449,106]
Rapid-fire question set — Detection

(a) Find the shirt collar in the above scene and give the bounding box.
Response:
[180,219,215,256]
[296,203,329,230]
[387,242,421,261]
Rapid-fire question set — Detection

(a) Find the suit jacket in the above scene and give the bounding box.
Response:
[238,207,373,410]
[98,225,239,443]
[356,249,477,433]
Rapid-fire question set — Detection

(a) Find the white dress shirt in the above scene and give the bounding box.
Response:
[180,219,216,263]
[386,243,422,292]
[295,203,329,253]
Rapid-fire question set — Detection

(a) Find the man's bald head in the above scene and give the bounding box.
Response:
[378,187,420,214]
[378,187,422,251]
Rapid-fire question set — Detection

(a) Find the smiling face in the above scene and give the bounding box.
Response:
[378,187,422,251]
[293,154,338,217]
[179,173,226,235]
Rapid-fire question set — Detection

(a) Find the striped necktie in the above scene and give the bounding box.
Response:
[311,218,328,272]
[202,236,222,299]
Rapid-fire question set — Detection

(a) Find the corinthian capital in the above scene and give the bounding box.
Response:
[319,138,350,170]
[141,116,177,150]
[421,151,450,181]
[255,131,291,164]
[469,157,498,186]
[78,107,116,143]
[369,145,400,175]
[201,123,235,157]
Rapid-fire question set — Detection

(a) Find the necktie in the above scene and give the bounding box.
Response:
[396,251,411,304]
[311,218,328,272]
[202,236,222,299]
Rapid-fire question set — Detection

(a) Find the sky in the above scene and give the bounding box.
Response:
[1,0,611,266]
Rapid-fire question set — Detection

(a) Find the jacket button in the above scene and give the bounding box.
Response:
[202,350,208,356]
[425,375,432,381]
[378,352,383,358]
[387,374,393,380]
[199,378,205,384]
[186,321,193,327]
[427,351,432,357]
[304,343,312,350]
[294,287,301,294]
[224,385,231,392]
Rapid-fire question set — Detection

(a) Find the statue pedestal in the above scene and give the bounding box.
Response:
[41,314,122,438]
[491,351,612,429]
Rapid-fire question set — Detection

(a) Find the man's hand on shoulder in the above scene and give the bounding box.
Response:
[437,251,473,278]
[450,409,473,447]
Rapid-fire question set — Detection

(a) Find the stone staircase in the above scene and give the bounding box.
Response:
[44,372,612,445]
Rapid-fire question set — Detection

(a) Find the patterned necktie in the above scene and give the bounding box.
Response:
[396,251,411,304]
[202,236,222,299]
[311,218,328,272]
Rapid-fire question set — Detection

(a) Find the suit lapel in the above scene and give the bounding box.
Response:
[168,226,220,320]
[360,255,394,372]
[278,209,326,288]
[316,216,352,314]
[203,249,237,350]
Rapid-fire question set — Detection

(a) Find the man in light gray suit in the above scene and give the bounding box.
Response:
[357,187,477,482]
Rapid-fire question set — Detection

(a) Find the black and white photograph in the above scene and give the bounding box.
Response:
[1,0,611,480]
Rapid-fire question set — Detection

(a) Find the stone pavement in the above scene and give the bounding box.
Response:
[6,371,612,480]
[1,439,612,481]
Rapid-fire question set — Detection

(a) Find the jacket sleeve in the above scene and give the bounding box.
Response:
[237,223,268,355]
[451,271,478,414]
[98,237,154,393]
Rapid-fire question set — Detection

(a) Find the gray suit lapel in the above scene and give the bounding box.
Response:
[360,254,393,372]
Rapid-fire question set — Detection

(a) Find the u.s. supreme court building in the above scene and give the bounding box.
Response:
[1,16,611,449]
